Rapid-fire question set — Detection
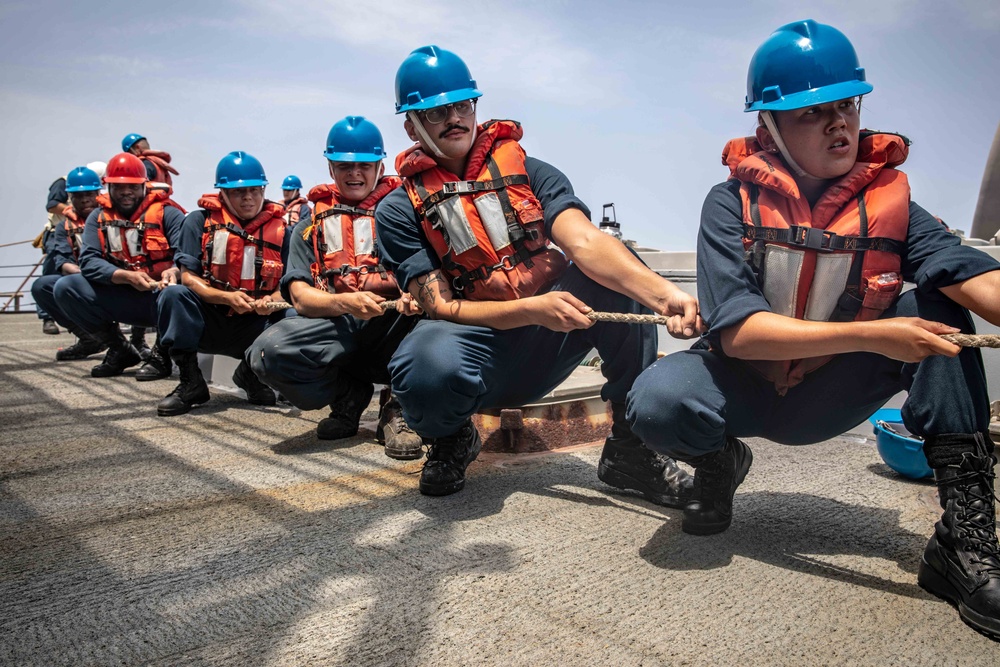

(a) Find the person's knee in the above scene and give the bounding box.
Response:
[158,284,196,310]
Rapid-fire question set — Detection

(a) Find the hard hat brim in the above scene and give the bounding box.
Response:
[216,179,268,188]
[103,177,148,184]
[395,88,483,114]
[65,185,103,192]
[323,152,385,162]
[745,80,873,112]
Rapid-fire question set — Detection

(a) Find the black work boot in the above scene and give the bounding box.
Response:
[135,344,173,381]
[232,359,276,406]
[681,436,753,535]
[377,390,424,460]
[55,326,108,361]
[317,378,374,440]
[157,351,211,416]
[419,421,482,496]
[918,434,1000,640]
[597,402,695,508]
[90,326,142,377]
[130,326,151,361]
[42,318,60,335]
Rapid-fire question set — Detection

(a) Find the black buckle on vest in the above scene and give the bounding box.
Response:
[442,181,483,195]
[794,227,834,251]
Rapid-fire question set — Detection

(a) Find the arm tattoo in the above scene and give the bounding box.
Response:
[414,272,450,316]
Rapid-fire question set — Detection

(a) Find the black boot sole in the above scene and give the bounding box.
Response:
[918,558,1000,641]
[135,369,172,382]
[597,460,692,509]
[419,432,481,496]
[682,444,753,536]
[157,389,211,417]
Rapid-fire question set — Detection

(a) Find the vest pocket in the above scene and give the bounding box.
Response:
[125,229,141,256]
[761,244,803,318]
[804,252,852,321]
[212,230,230,265]
[241,246,256,281]
[107,229,123,253]
[473,192,511,252]
[862,272,902,311]
[323,216,344,254]
[433,197,477,255]
[353,216,374,256]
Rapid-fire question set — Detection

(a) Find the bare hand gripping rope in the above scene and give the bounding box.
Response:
[264,301,1000,348]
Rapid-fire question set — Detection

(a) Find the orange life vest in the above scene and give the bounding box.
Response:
[306,177,401,298]
[62,206,86,261]
[723,130,912,394]
[283,196,310,227]
[198,194,286,297]
[138,150,179,195]
[96,190,180,280]
[397,119,567,300]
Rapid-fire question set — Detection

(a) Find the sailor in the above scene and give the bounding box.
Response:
[375,46,700,497]
[154,151,286,416]
[280,175,312,227]
[248,117,423,458]
[627,20,1000,640]
[36,168,72,334]
[31,166,108,359]
[122,133,179,195]
[54,153,184,380]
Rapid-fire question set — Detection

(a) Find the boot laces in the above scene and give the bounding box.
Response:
[953,464,1000,575]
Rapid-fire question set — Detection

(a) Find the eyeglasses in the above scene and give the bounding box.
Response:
[419,99,477,125]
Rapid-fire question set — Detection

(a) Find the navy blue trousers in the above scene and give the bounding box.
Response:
[157,285,269,358]
[388,264,658,439]
[627,289,989,460]
[248,310,418,411]
[31,274,73,329]
[54,274,158,333]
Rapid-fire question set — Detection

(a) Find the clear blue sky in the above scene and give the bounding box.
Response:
[2,0,998,299]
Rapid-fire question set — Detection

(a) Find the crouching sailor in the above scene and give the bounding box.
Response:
[248,117,423,459]
[628,20,1000,641]
[32,166,107,360]
[156,151,287,416]
[55,153,184,379]
[376,46,700,498]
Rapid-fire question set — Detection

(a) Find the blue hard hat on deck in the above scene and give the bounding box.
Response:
[869,408,933,479]
[121,133,145,152]
[745,19,873,112]
[323,116,386,162]
[281,175,303,191]
[65,166,102,192]
[394,45,483,114]
[214,151,268,188]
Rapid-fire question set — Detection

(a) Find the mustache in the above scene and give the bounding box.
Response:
[438,124,469,139]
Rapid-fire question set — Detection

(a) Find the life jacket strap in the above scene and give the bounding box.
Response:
[421,174,530,208]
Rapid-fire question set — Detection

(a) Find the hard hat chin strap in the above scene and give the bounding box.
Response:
[407,111,477,162]
[760,111,821,182]
[220,189,264,220]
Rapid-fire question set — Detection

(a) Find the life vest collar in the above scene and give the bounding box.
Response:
[395,119,523,179]
[197,193,285,236]
[96,189,171,223]
[308,176,403,211]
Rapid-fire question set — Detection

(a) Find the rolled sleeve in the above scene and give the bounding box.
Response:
[375,187,440,291]
[903,201,1000,291]
[173,210,208,273]
[697,181,772,347]
[524,157,591,236]
[46,178,67,211]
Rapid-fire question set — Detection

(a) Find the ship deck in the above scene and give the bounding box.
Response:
[1,313,998,665]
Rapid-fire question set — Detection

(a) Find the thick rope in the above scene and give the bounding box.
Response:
[264,300,1000,348]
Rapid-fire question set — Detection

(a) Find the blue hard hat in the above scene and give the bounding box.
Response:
[281,175,303,191]
[395,45,483,114]
[869,408,933,479]
[65,166,103,192]
[324,116,386,162]
[214,151,268,188]
[745,19,873,112]
[121,133,145,152]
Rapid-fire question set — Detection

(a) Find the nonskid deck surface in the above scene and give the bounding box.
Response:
[1,313,997,665]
